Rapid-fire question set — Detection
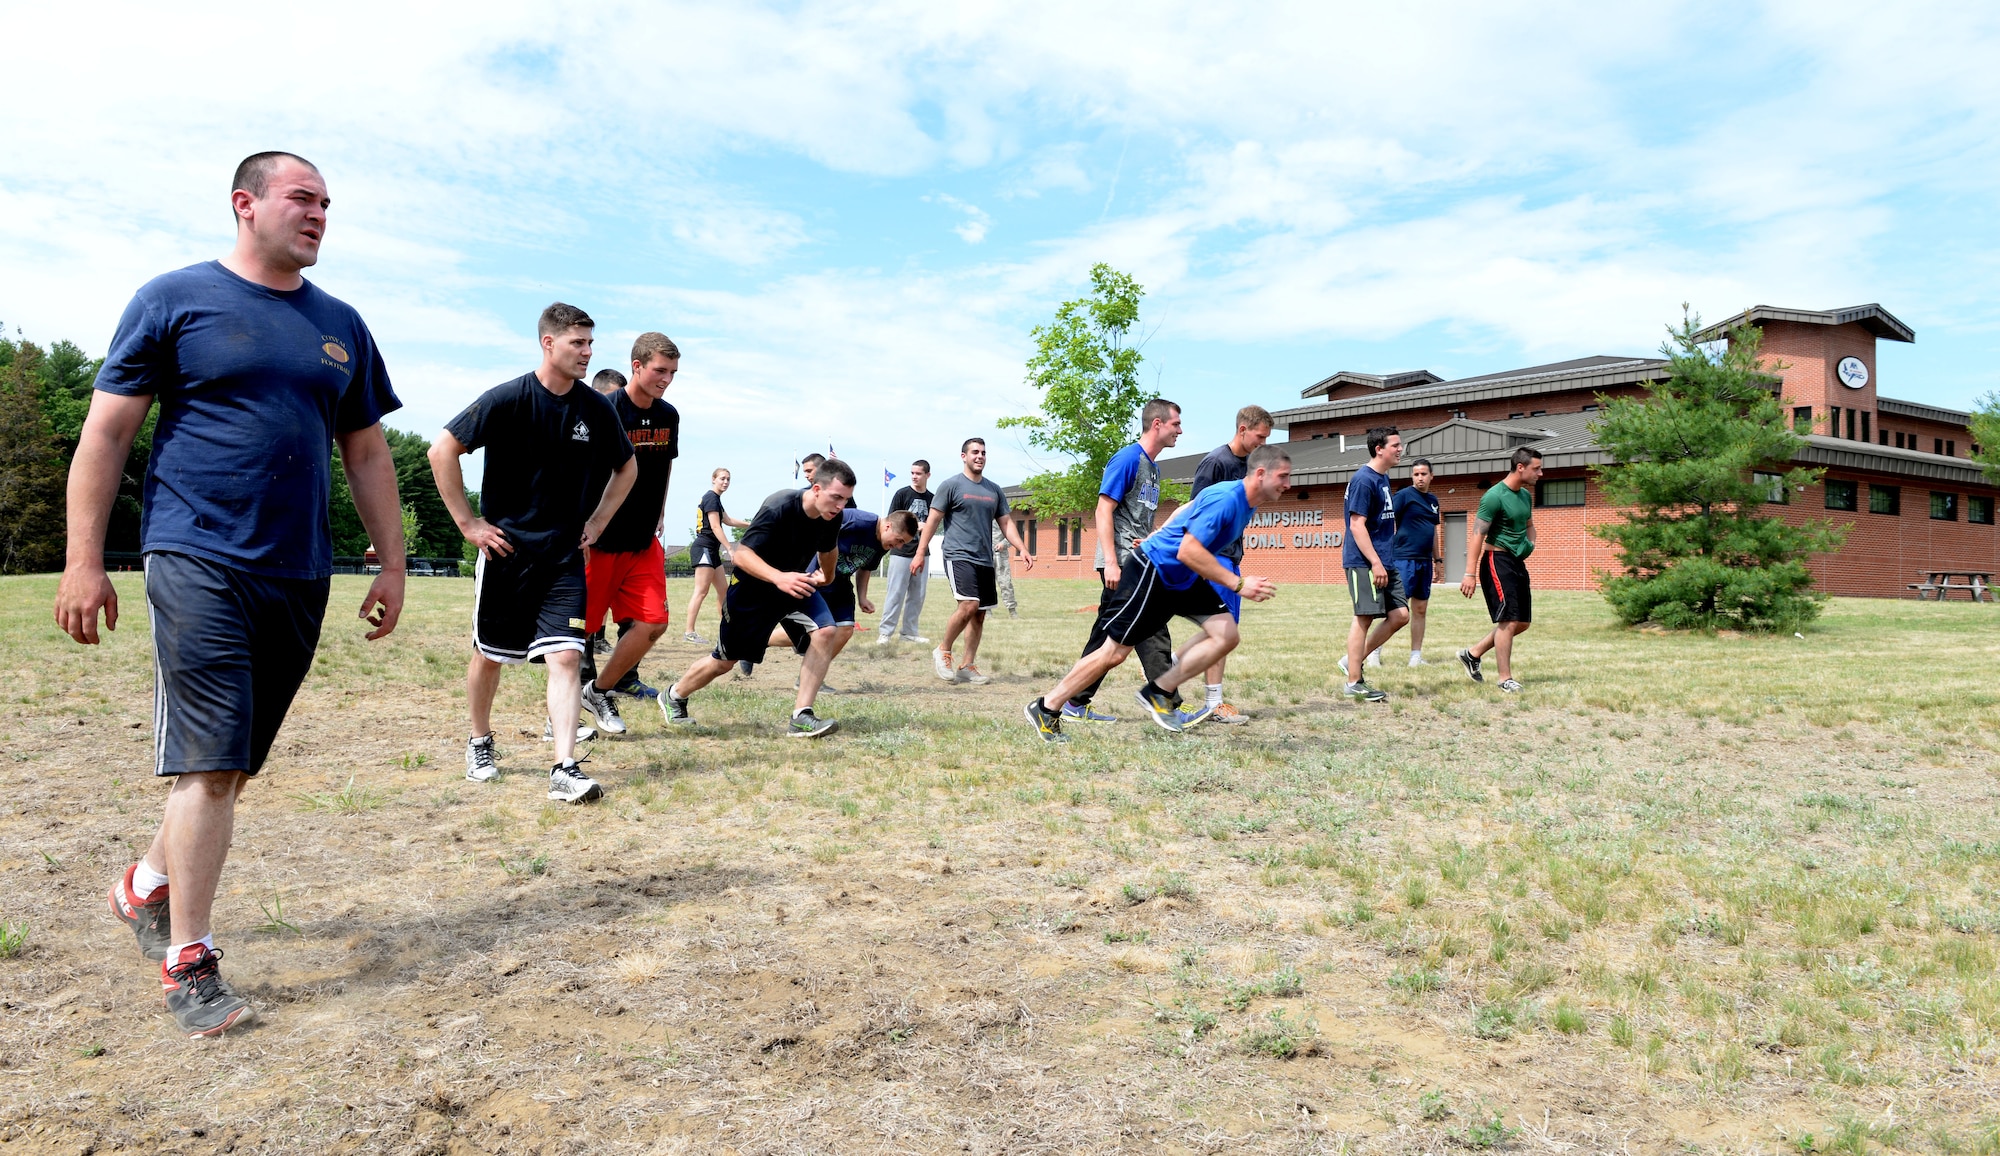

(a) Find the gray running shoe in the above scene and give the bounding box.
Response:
[787,711,839,739]
[1134,685,1184,733]
[580,681,627,735]
[1344,681,1388,703]
[1498,678,1523,693]
[734,659,755,679]
[465,733,500,782]
[1457,648,1483,683]
[548,760,603,804]
[109,866,171,961]
[956,666,992,685]
[1024,698,1069,744]
[543,718,598,743]
[163,947,252,1038]
[684,631,711,646]
[661,687,694,725]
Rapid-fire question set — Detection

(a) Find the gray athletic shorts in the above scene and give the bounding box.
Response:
[1345,565,1409,617]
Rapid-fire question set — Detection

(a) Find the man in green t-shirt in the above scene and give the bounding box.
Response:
[1457,446,1544,692]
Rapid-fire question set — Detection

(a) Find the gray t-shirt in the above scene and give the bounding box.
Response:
[932,473,1010,566]
[1094,442,1162,570]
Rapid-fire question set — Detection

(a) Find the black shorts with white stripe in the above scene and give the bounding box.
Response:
[474,549,588,664]
[946,559,999,611]
[1101,554,1225,647]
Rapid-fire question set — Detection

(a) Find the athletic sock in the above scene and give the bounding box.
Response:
[164,934,215,972]
[667,683,682,701]
[1141,680,1162,699]
[793,707,811,719]
[1205,684,1224,709]
[132,859,170,899]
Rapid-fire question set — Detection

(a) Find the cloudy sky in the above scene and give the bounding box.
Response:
[4,1,1997,510]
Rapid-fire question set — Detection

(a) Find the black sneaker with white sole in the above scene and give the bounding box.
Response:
[465,733,500,782]
[786,710,839,738]
[1457,648,1483,683]
[548,760,603,804]
[580,681,627,735]
[661,687,694,725]
[1344,681,1388,702]
[163,946,252,1038]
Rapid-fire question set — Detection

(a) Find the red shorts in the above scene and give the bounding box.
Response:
[585,539,670,627]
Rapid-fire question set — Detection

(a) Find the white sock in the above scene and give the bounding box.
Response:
[132,859,170,897]
[1205,684,1224,708]
[1410,649,1422,659]
[793,707,811,719]
[165,933,214,965]
[667,683,682,700]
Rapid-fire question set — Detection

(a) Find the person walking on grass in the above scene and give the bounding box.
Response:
[1458,447,1543,693]
[910,438,1033,685]
[1063,398,1183,723]
[1025,446,1291,743]
[877,459,934,644]
[659,461,855,737]
[62,151,406,1038]
[1391,458,1444,666]
[685,467,748,645]
[1181,404,1273,725]
[1338,426,1407,702]
[430,302,637,803]
[577,333,682,712]
[769,508,919,683]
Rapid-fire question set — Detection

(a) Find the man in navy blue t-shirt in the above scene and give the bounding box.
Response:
[57,152,407,1039]
[432,303,637,805]
[1390,458,1444,666]
[1339,426,1408,702]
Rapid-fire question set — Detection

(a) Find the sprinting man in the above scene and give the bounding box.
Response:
[801,452,856,508]
[1064,399,1182,723]
[777,507,918,669]
[911,438,1033,684]
[1182,404,1273,725]
[577,332,682,717]
[61,151,406,1038]
[1458,447,1543,693]
[660,460,856,737]
[592,368,627,395]
[1391,458,1443,666]
[685,467,747,645]
[1025,446,1291,742]
[431,302,637,802]
[1338,426,1407,702]
[877,459,934,644]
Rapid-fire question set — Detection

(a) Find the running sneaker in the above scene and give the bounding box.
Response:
[1344,681,1388,703]
[548,760,603,804]
[465,733,500,783]
[683,631,711,646]
[900,635,930,644]
[580,682,628,735]
[588,631,611,656]
[1061,703,1119,723]
[1134,685,1184,733]
[1367,648,1383,668]
[1209,703,1252,725]
[874,635,894,646]
[957,666,992,685]
[163,946,252,1038]
[1498,678,1523,694]
[1176,701,1216,728]
[611,669,658,699]
[786,711,839,739]
[734,660,755,679]
[661,687,694,725]
[1336,654,1347,678]
[109,865,171,962]
[1457,648,1483,683]
[1409,653,1429,667]
[1024,699,1069,744]
[542,718,599,743]
[932,647,956,681]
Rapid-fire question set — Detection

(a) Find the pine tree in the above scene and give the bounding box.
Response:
[1591,310,1845,632]
[0,340,71,573]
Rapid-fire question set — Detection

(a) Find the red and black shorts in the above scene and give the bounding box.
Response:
[1479,549,1532,624]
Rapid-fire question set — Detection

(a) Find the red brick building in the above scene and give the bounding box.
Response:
[1009,304,1996,598]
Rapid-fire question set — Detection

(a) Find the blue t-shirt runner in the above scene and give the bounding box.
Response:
[1141,481,1256,590]
[1341,463,1396,572]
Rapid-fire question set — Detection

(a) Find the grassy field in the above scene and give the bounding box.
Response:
[2,571,1998,1154]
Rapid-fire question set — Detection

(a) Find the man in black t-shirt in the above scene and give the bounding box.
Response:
[1180,404,1273,726]
[878,459,934,644]
[432,302,637,804]
[578,332,682,725]
[661,461,855,739]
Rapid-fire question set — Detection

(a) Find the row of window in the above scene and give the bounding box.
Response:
[1793,405,1959,456]
[1817,479,1994,523]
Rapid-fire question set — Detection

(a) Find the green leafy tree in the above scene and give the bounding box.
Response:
[998,263,1183,518]
[0,340,70,573]
[1970,391,2000,486]
[1591,310,1845,632]
[329,426,459,558]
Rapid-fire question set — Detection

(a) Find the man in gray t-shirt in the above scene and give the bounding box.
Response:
[910,437,1034,685]
[1068,399,1182,719]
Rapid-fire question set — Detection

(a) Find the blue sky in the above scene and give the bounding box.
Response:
[4,1,1997,510]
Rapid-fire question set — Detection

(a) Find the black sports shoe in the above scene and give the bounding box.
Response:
[163,946,252,1038]
[109,865,171,961]
[661,687,694,725]
[588,630,611,656]
[787,711,839,739]
[1134,684,1184,733]
[548,760,604,804]
[1458,648,1484,683]
[1024,699,1069,744]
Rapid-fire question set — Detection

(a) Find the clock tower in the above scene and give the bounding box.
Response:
[1696,304,1914,443]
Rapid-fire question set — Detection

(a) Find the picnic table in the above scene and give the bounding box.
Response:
[1909,571,1994,602]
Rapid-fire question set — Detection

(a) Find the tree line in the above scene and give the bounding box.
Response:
[0,328,470,575]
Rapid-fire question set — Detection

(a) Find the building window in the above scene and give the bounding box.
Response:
[1846,409,1857,440]
[1296,489,1311,501]
[1537,478,1585,507]
[1311,433,1324,440]
[1824,479,1858,511]
[1026,519,1038,555]
[1830,405,1841,439]
[1935,438,1945,455]
[1894,431,1905,449]
[1794,405,1813,432]
[1931,492,1959,521]
[1753,472,1788,504]
[1581,404,1599,413]
[1860,412,1870,442]
[1879,428,1889,445]
[1056,519,1069,556]
[1971,496,1995,525]
[1947,440,1956,457]
[1530,410,1547,417]
[1507,412,1524,420]
[1869,484,1900,516]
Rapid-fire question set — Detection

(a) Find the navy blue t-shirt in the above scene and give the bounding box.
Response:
[1190,443,1250,562]
[1390,487,1441,561]
[444,374,634,561]
[93,261,401,579]
[1341,464,1396,569]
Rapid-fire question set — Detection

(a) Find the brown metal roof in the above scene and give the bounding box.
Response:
[1692,303,1915,343]
[1271,356,1667,428]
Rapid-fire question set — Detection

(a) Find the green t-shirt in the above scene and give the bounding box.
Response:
[1476,481,1535,559]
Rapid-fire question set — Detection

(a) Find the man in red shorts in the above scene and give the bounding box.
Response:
[577,332,682,731]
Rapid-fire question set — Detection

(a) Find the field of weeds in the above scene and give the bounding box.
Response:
[2,571,1998,1154]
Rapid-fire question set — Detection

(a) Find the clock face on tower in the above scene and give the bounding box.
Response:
[1837,356,1869,389]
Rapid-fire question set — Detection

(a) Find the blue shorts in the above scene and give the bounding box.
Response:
[144,552,329,776]
[1209,556,1242,621]
[1394,558,1435,601]
[819,573,859,627]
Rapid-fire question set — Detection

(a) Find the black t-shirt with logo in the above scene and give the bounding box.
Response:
[692,490,726,551]
[735,488,841,598]
[888,485,932,558]
[444,372,633,561]
[593,390,680,553]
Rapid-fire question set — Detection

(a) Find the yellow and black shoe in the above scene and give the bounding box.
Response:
[1134,684,1184,733]
[1023,699,1069,744]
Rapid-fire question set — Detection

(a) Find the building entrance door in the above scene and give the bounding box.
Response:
[1443,513,1467,583]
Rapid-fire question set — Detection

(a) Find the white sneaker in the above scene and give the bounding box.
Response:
[901,635,930,644]
[1409,652,1429,667]
[932,647,956,681]
[1367,648,1383,668]
[1336,654,1348,678]
[957,666,991,685]
[548,760,603,804]
[465,734,499,783]
[579,682,627,735]
[543,718,598,743]
[875,635,894,646]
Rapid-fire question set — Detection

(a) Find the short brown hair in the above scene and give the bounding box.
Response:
[232,151,319,199]
[1247,445,1291,472]
[538,302,594,338]
[631,332,680,365]
[1235,404,1274,431]
[1141,398,1180,431]
[883,511,918,538]
[815,457,857,487]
